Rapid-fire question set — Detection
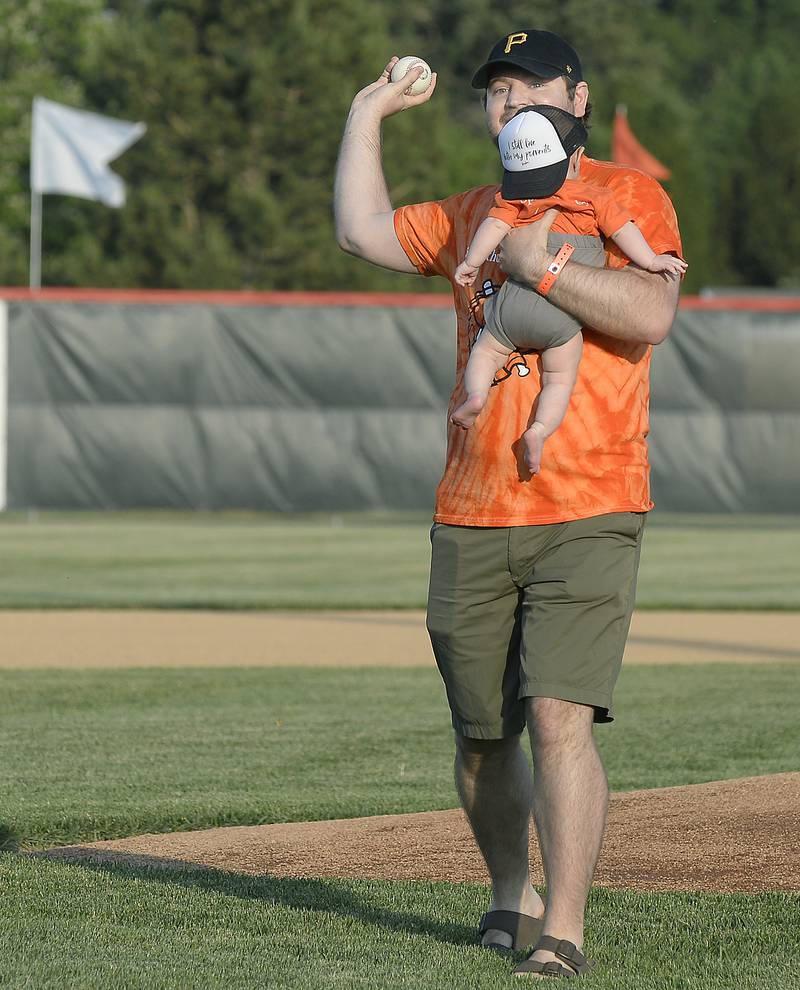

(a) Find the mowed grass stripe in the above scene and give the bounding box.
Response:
[0,511,432,610]
[1,859,797,990]
[0,510,798,609]
[2,665,798,848]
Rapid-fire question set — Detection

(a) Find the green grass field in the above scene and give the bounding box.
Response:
[2,860,797,990]
[3,509,799,987]
[2,665,799,849]
[2,663,800,988]
[0,510,799,609]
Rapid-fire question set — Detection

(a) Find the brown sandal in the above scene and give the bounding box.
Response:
[478,910,545,953]
[514,936,596,978]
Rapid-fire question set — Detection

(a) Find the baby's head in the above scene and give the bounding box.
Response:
[498,105,587,200]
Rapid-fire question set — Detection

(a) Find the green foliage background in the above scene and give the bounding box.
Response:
[1,0,798,292]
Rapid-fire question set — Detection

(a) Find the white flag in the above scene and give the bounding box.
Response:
[31,97,146,208]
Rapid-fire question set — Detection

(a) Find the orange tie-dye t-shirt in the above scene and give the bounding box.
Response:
[393,157,682,526]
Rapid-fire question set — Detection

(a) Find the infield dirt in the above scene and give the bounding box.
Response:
[2,609,799,668]
[42,773,800,894]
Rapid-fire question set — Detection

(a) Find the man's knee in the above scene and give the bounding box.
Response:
[455,731,522,771]
[525,697,594,753]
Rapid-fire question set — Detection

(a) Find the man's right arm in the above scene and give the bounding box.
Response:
[333,58,437,274]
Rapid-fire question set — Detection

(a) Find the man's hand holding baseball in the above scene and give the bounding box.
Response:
[349,57,438,122]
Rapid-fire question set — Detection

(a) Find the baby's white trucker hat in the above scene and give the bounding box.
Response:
[499,105,588,200]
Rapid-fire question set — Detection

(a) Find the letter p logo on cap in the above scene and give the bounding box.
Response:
[504,33,528,54]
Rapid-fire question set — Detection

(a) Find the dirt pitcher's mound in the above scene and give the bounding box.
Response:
[44,773,800,893]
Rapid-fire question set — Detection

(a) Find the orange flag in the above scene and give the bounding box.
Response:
[612,104,671,180]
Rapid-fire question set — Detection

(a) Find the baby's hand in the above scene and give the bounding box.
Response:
[454,260,478,286]
[648,254,688,279]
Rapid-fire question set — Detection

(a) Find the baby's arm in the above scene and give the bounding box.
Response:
[523,333,583,475]
[611,220,688,279]
[455,217,512,286]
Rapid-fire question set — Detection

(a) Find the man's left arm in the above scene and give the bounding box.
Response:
[497,209,680,346]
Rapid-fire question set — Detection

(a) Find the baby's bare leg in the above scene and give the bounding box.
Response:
[451,331,513,429]
[523,333,583,474]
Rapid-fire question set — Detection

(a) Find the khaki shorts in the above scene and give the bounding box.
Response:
[426,512,646,738]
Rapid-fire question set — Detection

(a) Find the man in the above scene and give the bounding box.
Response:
[334,29,682,980]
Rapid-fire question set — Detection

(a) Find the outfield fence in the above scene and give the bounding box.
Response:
[1,288,798,512]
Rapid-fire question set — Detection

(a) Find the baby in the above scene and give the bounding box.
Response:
[452,104,687,474]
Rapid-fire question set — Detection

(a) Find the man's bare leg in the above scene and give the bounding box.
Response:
[520,697,609,975]
[455,733,545,949]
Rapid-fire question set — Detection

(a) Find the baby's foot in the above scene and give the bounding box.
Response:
[450,393,488,429]
[523,425,546,474]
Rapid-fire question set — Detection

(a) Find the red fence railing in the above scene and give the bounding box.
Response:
[1,288,800,311]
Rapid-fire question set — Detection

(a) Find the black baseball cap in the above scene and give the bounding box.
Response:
[499,105,588,200]
[472,30,583,89]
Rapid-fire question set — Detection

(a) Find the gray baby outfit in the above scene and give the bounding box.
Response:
[483,233,605,351]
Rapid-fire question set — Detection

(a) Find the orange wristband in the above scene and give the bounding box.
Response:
[536,242,574,296]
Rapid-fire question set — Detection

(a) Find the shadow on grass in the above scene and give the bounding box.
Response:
[29,847,476,948]
[0,824,20,852]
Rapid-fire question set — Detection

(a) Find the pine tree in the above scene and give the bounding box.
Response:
[0,0,796,291]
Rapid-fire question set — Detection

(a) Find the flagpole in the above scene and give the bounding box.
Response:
[29,191,42,290]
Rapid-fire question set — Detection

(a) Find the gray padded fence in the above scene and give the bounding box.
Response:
[648,308,800,512]
[6,300,455,511]
[5,297,799,512]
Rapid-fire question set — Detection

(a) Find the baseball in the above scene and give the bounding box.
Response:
[390,56,432,96]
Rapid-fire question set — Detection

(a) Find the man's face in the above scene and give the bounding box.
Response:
[484,66,588,140]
